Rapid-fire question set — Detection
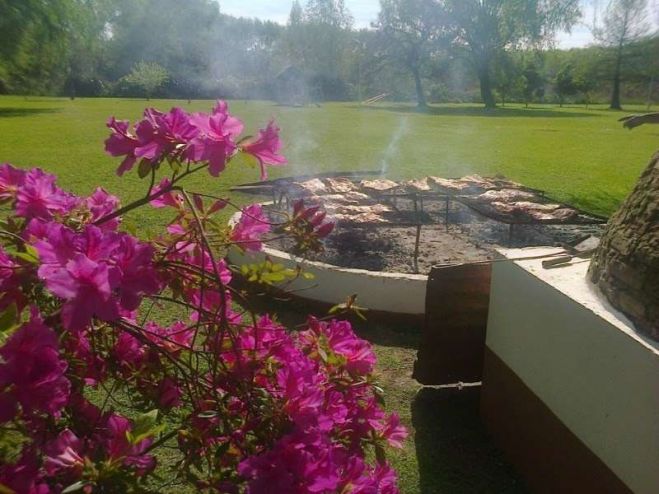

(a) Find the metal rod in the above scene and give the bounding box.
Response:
[413,224,422,274]
[445,196,450,232]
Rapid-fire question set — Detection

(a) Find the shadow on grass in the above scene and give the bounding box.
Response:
[413,386,528,494]
[0,107,61,118]
[351,104,597,119]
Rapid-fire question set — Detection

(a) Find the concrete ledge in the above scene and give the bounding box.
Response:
[483,248,659,494]
[227,245,428,316]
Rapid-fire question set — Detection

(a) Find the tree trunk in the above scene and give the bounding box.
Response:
[478,62,496,109]
[412,66,427,109]
[610,43,624,110]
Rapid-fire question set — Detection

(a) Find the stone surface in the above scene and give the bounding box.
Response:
[588,150,659,339]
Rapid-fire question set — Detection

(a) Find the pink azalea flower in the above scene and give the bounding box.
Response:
[105,116,140,176]
[34,223,159,330]
[113,332,146,368]
[0,450,50,494]
[316,222,335,238]
[63,329,107,385]
[371,464,399,494]
[241,120,287,179]
[231,204,271,252]
[46,253,120,331]
[0,162,25,202]
[85,187,121,229]
[149,178,183,209]
[302,318,376,376]
[188,101,244,176]
[378,413,408,449]
[43,429,85,476]
[15,168,78,220]
[277,363,324,427]
[113,234,160,311]
[104,413,156,476]
[0,312,70,422]
[158,377,183,408]
[291,200,336,242]
[238,431,341,494]
[134,107,197,162]
[0,247,20,310]
[106,108,197,176]
[144,320,193,355]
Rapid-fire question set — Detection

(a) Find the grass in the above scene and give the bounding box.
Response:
[1,96,656,492]
[0,96,657,218]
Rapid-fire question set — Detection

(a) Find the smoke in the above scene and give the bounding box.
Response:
[379,116,409,176]
[285,123,319,178]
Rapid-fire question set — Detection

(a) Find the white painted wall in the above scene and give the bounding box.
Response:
[228,246,428,315]
[486,247,659,494]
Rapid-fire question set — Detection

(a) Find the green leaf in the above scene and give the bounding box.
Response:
[354,307,368,321]
[0,484,14,494]
[0,304,19,333]
[375,444,387,465]
[25,244,39,260]
[13,245,38,264]
[62,481,87,494]
[128,409,160,444]
[328,303,344,315]
[317,346,328,363]
[214,441,231,459]
[169,159,182,174]
[138,160,152,179]
[232,150,260,170]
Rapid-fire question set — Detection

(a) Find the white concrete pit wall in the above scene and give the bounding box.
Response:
[486,248,659,494]
[228,246,428,316]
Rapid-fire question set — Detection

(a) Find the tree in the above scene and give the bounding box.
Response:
[304,0,353,28]
[441,0,581,108]
[0,0,77,93]
[573,62,598,107]
[304,0,353,81]
[554,62,578,106]
[595,0,650,109]
[64,0,114,98]
[106,0,220,98]
[374,0,446,109]
[122,61,168,99]
[521,59,544,107]
[494,52,522,106]
[290,0,304,25]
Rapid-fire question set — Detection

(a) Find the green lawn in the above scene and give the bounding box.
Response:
[1,96,657,493]
[1,96,657,218]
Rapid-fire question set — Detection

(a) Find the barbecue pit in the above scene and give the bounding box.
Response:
[232,172,606,274]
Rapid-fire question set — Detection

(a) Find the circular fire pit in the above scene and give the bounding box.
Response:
[229,174,607,317]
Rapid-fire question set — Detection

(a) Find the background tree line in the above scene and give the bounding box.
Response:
[0,0,657,109]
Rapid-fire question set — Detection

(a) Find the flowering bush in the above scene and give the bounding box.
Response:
[0,102,405,493]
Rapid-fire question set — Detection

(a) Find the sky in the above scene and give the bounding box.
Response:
[219,1,659,49]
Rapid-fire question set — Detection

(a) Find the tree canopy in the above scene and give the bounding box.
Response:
[0,0,657,109]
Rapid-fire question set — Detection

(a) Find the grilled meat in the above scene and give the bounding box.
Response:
[359,179,399,192]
